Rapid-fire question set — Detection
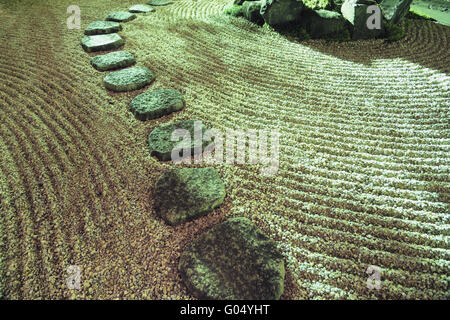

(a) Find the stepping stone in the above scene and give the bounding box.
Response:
[178,217,285,299]
[81,33,124,53]
[106,11,137,22]
[129,89,185,121]
[91,51,136,71]
[148,119,212,161]
[129,4,155,13]
[103,66,155,92]
[147,0,173,6]
[154,167,226,225]
[84,20,122,35]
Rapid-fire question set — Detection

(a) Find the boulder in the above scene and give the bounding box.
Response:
[106,11,137,22]
[148,119,212,161]
[103,66,155,92]
[260,0,304,26]
[129,89,185,121]
[81,33,124,53]
[300,9,349,38]
[242,1,265,25]
[90,51,135,71]
[84,21,122,35]
[341,0,384,39]
[154,167,226,225]
[379,0,412,24]
[129,4,155,13]
[179,217,285,300]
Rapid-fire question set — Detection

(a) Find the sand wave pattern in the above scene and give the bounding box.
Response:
[0,0,449,299]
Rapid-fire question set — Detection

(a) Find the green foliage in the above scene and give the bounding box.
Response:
[406,10,435,21]
[302,0,333,10]
[384,21,405,42]
[224,4,244,17]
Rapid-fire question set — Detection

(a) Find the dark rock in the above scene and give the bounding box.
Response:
[103,66,155,92]
[242,1,265,25]
[179,217,285,299]
[260,0,304,26]
[154,167,226,225]
[129,89,185,121]
[148,119,212,161]
[81,33,124,53]
[90,51,135,71]
[300,9,348,38]
[84,21,122,35]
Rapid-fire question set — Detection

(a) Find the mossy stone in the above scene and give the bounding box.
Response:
[103,66,155,92]
[148,119,212,161]
[154,167,226,225]
[147,0,173,6]
[129,89,185,121]
[106,11,137,22]
[81,33,124,53]
[179,217,285,299]
[260,0,304,26]
[129,4,155,13]
[84,21,122,35]
[90,51,136,71]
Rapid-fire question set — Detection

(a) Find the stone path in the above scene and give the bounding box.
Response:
[154,167,226,225]
[79,1,285,300]
[81,33,124,52]
[84,21,122,35]
[147,0,173,6]
[129,89,185,120]
[129,4,155,13]
[103,66,155,92]
[147,119,211,161]
[106,11,137,22]
[179,217,285,299]
[91,51,136,71]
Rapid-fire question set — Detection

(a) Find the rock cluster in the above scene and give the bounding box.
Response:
[227,0,413,41]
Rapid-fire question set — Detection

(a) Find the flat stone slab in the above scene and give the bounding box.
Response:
[147,0,173,6]
[84,20,122,35]
[103,66,155,92]
[129,89,185,121]
[91,51,136,71]
[154,167,226,225]
[148,119,212,161]
[179,217,285,299]
[129,4,155,13]
[106,11,137,22]
[81,33,124,53]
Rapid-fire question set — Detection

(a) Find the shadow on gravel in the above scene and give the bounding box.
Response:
[300,19,450,75]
